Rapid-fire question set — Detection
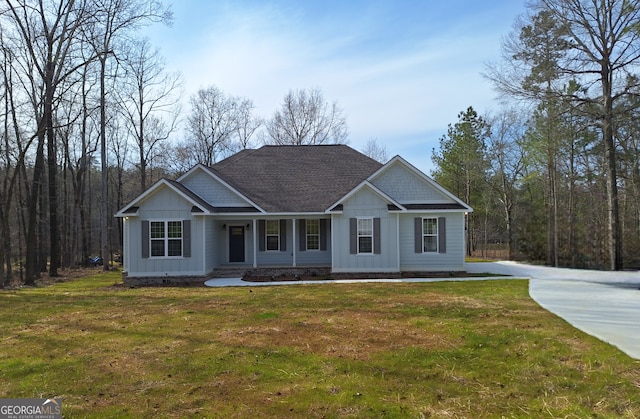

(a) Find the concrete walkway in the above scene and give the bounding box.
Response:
[205,261,640,359]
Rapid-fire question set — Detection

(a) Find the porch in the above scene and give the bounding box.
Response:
[212,218,332,269]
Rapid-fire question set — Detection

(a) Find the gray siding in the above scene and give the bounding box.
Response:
[371,163,454,204]
[181,169,250,207]
[399,213,465,271]
[255,219,292,266]
[296,219,331,266]
[217,220,255,267]
[332,188,399,272]
[204,217,218,271]
[126,187,206,277]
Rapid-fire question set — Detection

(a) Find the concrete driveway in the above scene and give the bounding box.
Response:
[466,261,640,360]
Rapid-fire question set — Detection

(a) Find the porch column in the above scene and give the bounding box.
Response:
[252,218,257,268]
[292,218,296,267]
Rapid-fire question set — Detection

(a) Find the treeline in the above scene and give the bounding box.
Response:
[4,0,636,288]
[0,0,177,286]
[0,1,358,287]
[432,1,640,270]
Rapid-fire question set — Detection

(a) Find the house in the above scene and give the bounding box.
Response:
[115,145,472,285]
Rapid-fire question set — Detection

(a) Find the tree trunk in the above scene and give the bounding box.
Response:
[100,57,111,271]
[602,67,622,270]
[45,68,60,277]
[24,134,45,285]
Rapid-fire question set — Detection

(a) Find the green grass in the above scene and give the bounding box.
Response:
[1,272,639,418]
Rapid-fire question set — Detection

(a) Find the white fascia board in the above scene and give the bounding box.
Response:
[405,209,472,214]
[368,155,473,212]
[176,163,209,182]
[114,179,212,217]
[325,180,406,213]
[179,164,266,213]
[244,212,329,218]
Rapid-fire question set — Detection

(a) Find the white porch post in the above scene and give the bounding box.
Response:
[252,218,257,268]
[396,213,400,272]
[292,218,296,267]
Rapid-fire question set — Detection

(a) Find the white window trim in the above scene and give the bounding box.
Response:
[357,217,374,255]
[306,219,320,251]
[265,219,280,251]
[422,217,438,253]
[149,220,184,258]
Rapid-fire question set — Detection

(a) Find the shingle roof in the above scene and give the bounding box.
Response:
[207,145,383,212]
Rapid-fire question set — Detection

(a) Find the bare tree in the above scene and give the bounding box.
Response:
[84,0,171,270]
[235,98,262,151]
[265,88,348,145]
[486,110,526,260]
[183,86,257,166]
[362,138,388,163]
[4,0,95,282]
[118,37,181,192]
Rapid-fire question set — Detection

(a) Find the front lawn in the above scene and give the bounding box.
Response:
[0,272,638,417]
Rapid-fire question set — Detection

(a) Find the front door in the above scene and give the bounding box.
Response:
[229,226,245,263]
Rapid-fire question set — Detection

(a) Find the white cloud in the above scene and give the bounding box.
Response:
[146,1,525,174]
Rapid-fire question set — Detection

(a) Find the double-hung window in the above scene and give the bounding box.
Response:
[265,220,280,251]
[423,218,438,253]
[150,220,183,257]
[306,219,320,250]
[357,218,373,254]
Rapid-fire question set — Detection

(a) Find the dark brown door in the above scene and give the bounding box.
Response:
[229,226,245,262]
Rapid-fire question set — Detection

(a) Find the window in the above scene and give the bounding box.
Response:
[150,221,183,257]
[306,220,320,250]
[266,220,280,251]
[357,218,373,254]
[423,218,438,253]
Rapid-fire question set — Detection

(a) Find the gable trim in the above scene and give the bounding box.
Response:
[177,164,267,213]
[115,179,215,217]
[368,156,473,213]
[326,181,406,213]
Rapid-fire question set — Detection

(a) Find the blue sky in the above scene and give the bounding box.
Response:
[143,1,527,174]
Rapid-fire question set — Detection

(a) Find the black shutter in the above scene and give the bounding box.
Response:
[349,218,357,254]
[280,219,287,251]
[141,220,149,258]
[320,219,328,251]
[258,220,265,251]
[414,217,422,253]
[299,219,307,251]
[373,217,381,254]
[438,217,446,253]
[183,220,191,257]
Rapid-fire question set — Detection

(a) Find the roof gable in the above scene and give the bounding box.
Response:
[327,181,405,212]
[369,156,473,212]
[178,164,263,210]
[115,179,215,217]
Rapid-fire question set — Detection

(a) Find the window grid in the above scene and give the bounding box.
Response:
[150,221,182,257]
[357,218,373,254]
[423,218,438,253]
[266,220,280,251]
[306,220,320,250]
